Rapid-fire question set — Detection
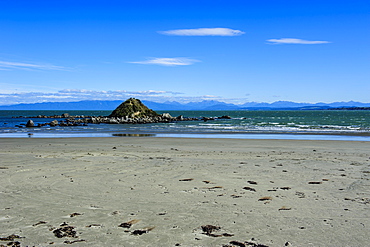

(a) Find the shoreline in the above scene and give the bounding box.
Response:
[1,131,370,141]
[1,137,369,246]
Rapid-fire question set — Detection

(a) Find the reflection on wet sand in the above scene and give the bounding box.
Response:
[112,133,156,137]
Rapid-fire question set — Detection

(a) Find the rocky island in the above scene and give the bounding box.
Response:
[21,98,199,128]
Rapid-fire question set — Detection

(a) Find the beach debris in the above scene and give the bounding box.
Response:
[344,197,370,204]
[243,186,256,192]
[86,224,103,228]
[258,196,272,201]
[350,162,362,166]
[202,180,211,184]
[69,212,83,217]
[226,241,246,247]
[1,241,21,247]
[295,191,305,198]
[52,223,78,238]
[280,187,291,190]
[224,240,270,247]
[247,181,258,185]
[231,194,242,198]
[64,239,86,244]
[206,186,223,190]
[245,241,270,247]
[32,220,47,226]
[308,181,322,184]
[279,206,292,211]
[179,178,194,181]
[131,227,155,235]
[0,166,9,169]
[200,225,234,237]
[118,219,140,228]
[201,225,220,235]
[0,235,23,241]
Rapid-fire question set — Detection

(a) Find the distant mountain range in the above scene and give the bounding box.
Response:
[0,100,370,111]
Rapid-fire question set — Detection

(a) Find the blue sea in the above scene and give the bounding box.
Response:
[1,110,370,141]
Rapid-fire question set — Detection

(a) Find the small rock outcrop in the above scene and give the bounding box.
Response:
[109,98,158,118]
[49,120,59,127]
[26,120,35,127]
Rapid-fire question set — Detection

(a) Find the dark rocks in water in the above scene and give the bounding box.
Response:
[19,99,201,127]
[49,120,59,127]
[202,117,215,122]
[218,115,232,119]
[26,120,35,127]
[14,114,86,119]
[161,113,173,119]
[109,98,158,118]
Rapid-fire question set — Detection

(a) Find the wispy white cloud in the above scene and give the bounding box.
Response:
[159,28,245,36]
[58,89,183,96]
[0,89,186,105]
[0,89,249,106]
[267,38,330,44]
[0,60,68,71]
[129,57,200,66]
[36,95,73,99]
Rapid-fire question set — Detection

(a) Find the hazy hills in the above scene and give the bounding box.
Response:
[0,100,369,111]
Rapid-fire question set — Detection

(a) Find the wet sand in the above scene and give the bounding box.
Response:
[0,137,369,247]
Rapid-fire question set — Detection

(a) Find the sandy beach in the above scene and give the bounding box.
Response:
[0,137,369,247]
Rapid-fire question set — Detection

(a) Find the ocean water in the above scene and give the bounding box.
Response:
[1,110,370,141]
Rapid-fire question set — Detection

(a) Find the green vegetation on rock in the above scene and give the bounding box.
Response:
[109,98,159,118]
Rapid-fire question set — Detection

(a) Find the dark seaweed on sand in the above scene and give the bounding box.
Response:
[243,186,256,192]
[53,225,77,238]
[200,225,234,237]
[223,240,270,247]
[0,235,23,241]
[130,227,155,235]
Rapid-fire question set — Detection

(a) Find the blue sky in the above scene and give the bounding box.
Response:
[0,0,369,105]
